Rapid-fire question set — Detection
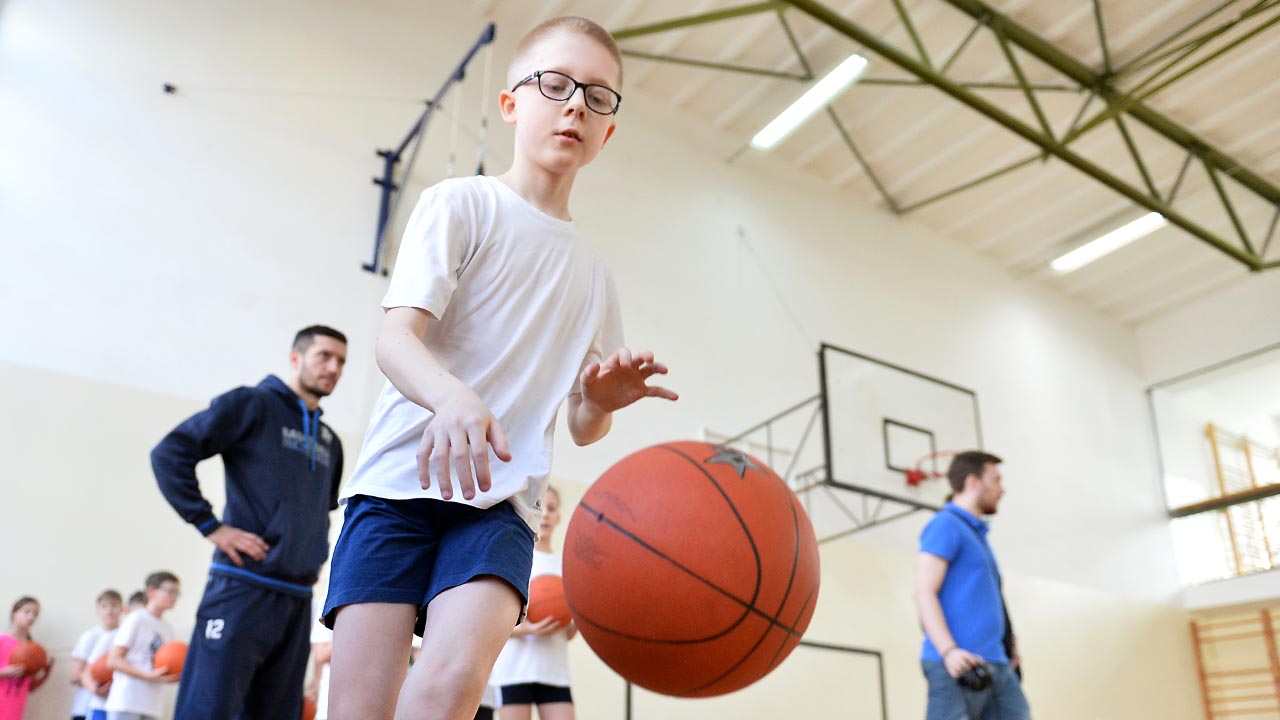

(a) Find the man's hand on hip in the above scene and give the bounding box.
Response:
[207,525,270,567]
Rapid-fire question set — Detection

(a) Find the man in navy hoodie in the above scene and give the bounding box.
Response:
[152,325,347,719]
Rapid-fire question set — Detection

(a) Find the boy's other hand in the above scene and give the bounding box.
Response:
[417,388,511,501]
[207,525,271,567]
[581,349,678,412]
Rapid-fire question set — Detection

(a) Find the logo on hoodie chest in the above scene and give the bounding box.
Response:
[282,427,333,468]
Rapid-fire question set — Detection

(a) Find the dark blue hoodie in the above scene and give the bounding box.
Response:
[152,375,344,595]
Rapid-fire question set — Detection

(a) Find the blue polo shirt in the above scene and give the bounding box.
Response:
[919,503,1008,663]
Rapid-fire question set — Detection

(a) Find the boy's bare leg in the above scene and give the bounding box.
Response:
[398,577,523,720]
[498,706,533,720]
[329,602,418,720]
[537,703,575,720]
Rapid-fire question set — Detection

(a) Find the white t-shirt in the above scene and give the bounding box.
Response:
[491,550,571,688]
[104,611,174,717]
[70,625,106,715]
[342,176,625,529]
[85,629,119,711]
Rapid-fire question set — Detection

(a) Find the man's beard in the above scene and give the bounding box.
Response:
[300,370,333,398]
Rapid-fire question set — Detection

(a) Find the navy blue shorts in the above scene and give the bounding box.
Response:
[323,495,536,635]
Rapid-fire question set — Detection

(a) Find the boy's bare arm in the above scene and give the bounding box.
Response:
[568,348,677,446]
[377,307,511,501]
[106,645,170,682]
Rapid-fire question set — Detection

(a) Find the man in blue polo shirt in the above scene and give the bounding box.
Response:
[915,451,1031,720]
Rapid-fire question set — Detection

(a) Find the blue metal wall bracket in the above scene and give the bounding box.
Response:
[365,23,496,274]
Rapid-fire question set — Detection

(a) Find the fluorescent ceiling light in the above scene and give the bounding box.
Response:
[1050,212,1167,274]
[750,54,869,150]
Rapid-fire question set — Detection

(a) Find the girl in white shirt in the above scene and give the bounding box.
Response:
[492,487,577,720]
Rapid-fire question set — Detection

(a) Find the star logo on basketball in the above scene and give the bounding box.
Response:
[704,446,762,478]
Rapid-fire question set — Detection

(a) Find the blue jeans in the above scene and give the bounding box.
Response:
[922,661,1031,720]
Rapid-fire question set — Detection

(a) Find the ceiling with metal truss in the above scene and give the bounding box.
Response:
[481,0,1280,324]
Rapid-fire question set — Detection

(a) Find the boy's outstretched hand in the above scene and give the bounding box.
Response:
[580,349,678,412]
[417,387,512,502]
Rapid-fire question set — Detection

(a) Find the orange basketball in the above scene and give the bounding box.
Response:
[301,695,317,720]
[563,441,820,698]
[153,641,186,677]
[527,574,570,626]
[89,654,113,685]
[10,641,46,676]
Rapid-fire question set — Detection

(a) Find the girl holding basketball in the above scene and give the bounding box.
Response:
[0,596,52,720]
[492,487,577,720]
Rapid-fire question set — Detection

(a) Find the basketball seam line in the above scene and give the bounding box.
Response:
[763,489,816,674]
[683,457,812,694]
[571,500,765,646]
[570,450,809,637]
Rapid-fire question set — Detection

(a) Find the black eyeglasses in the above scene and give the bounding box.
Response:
[511,70,622,116]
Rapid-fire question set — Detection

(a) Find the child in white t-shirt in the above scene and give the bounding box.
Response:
[84,590,148,720]
[69,590,123,720]
[322,15,677,720]
[105,572,181,720]
[83,629,117,720]
[493,486,576,720]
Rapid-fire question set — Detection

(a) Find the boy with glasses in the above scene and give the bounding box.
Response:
[322,15,676,720]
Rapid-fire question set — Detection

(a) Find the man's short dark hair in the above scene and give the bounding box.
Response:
[293,325,347,353]
[127,590,147,606]
[145,571,179,590]
[97,589,123,605]
[946,451,1003,494]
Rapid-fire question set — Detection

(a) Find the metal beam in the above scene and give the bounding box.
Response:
[1091,0,1112,74]
[858,77,1077,91]
[931,0,1280,210]
[621,0,1278,271]
[827,108,901,213]
[776,6,816,79]
[1204,157,1257,256]
[1263,206,1279,260]
[940,19,982,72]
[899,153,1041,213]
[1115,0,1263,78]
[1126,7,1280,105]
[890,0,933,68]
[780,0,1264,269]
[613,0,783,40]
[620,49,809,80]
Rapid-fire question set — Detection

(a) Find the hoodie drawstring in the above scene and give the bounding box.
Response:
[298,399,317,471]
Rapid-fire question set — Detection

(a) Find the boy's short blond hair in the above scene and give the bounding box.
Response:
[509,16,623,87]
